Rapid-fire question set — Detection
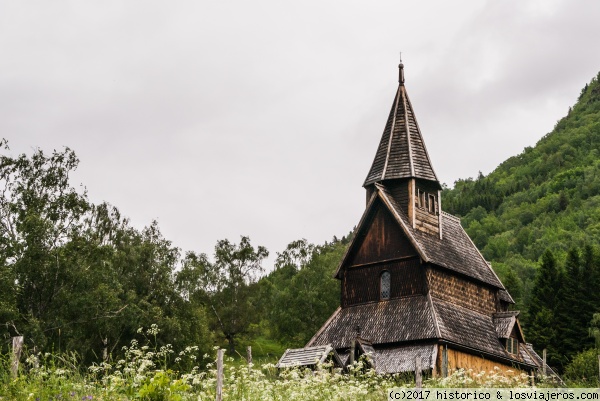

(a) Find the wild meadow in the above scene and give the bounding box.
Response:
[0,326,562,401]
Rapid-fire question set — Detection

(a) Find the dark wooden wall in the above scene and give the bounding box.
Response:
[342,257,424,307]
[347,200,417,267]
[385,180,410,214]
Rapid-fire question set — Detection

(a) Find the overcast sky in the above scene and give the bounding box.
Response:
[2,0,600,267]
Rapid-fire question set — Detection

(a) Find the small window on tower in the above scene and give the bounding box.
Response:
[428,194,436,214]
[380,271,391,300]
[418,190,426,209]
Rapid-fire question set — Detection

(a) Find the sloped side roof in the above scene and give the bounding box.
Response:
[432,297,509,358]
[277,344,342,368]
[377,186,504,288]
[307,295,437,349]
[493,311,519,339]
[373,344,437,374]
[364,67,439,188]
[356,338,377,369]
[307,293,530,365]
[523,344,565,385]
[498,289,515,304]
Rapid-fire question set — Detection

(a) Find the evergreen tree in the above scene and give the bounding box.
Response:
[503,268,522,308]
[527,250,564,369]
[582,246,600,315]
[555,248,587,363]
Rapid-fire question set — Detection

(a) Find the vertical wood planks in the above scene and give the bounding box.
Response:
[216,349,224,401]
[415,355,422,389]
[11,336,24,378]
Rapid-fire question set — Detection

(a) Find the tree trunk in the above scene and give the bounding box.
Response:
[226,334,236,355]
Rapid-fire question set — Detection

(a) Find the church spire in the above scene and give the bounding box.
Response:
[399,61,405,85]
[363,63,440,189]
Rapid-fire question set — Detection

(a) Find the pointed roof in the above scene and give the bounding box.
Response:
[364,63,440,188]
[493,311,525,340]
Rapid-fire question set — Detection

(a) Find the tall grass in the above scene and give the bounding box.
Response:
[0,327,584,401]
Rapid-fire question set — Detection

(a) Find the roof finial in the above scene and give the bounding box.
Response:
[398,52,405,85]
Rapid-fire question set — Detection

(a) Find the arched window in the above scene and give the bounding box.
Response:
[380,271,391,300]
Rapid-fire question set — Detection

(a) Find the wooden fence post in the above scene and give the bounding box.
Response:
[32,346,39,369]
[102,338,108,362]
[542,349,547,376]
[216,349,224,401]
[11,336,24,378]
[415,355,422,389]
[247,346,252,372]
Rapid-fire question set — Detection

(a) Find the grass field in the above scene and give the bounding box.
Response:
[0,327,580,401]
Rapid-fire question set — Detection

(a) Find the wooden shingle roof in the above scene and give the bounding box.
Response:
[307,295,437,349]
[276,344,343,368]
[492,311,520,339]
[307,294,532,366]
[364,63,440,188]
[433,297,508,358]
[498,289,515,304]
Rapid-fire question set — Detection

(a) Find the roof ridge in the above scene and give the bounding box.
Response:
[492,311,520,317]
[403,89,439,182]
[401,86,416,177]
[332,191,380,279]
[441,211,460,222]
[306,307,341,347]
[427,292,442,339]
[377,187,431,262]
[382,87,401,180]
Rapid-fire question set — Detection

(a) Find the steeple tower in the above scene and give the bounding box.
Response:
[364,63,442,236]
[294,61,551,380]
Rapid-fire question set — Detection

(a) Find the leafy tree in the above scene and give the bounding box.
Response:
[564,348,599,385]
[199,236,268,355]
[0,142,212,361]
[0,143,90,347]
[262,236,350,347]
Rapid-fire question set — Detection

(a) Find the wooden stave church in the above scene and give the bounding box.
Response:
[278,63,556,378]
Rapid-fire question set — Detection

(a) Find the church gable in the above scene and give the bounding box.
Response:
[338,197,424,307]
[346,198,418,268]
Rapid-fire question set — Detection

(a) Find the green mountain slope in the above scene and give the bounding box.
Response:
[443,71,600,309]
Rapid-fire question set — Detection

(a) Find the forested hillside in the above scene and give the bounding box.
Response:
[444,71,600,289]
[443,71,600,372]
